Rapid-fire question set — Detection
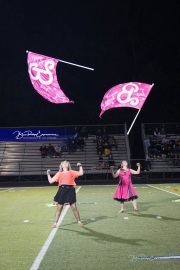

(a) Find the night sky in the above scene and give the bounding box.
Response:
[0,0,179,130]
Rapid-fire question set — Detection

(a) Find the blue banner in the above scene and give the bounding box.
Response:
[0,127,75,141]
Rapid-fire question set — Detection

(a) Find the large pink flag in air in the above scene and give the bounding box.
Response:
[99,82,153,117]
[27,51,74,104]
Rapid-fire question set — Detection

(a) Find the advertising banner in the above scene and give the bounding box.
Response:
[0,127,75,142]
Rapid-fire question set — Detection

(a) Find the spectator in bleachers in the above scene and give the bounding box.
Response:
[108,135,118,150]
[145,125,180,166]
[96,128,103,139]
[47,144,56,157]
[80,126,88,139]
[96,137,104,156]
[73,138,79,150]
[108,154,115,167]
[77,137,85,151]
[145,126,153,137]
[153,127,160,137]
[73,127,80,139]
[148,138,162,160]
[102,127,109,140]
[39,144,47,158]
[155,142,163,159]
[103,141,111,156]
[61,140,68,152]
[145,155,151,171]
[91,155,105,170]
[98,155,105,168]
[148,137,155,158]
[167,150,176,164]
[67,137,76,153]
[169,139,176,150]
[144,136,151,155]
[160,127,166,135]
[54,144,62,157]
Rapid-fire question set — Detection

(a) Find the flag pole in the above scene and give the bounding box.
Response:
[26,50,94,71]
[127,109,141,135]
[127,83,154,135]
[59,59,94,71]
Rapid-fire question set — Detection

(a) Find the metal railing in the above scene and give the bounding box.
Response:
[1,157,180,183]
[1,124,179,183]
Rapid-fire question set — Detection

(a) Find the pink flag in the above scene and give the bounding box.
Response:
[27,51,74,104]
[99,82,153,117]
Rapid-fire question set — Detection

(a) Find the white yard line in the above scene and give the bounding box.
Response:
[147,184,180,197]
[0,188,14,192]
[30,186,82,270]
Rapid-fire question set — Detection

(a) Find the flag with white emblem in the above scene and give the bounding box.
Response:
[27,51,74,104]
[99,82,153,118]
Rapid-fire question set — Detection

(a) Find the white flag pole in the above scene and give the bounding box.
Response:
[127,109,141,135]
[26,50,94,71]
[59,59,94,71]
[127,83,154,135]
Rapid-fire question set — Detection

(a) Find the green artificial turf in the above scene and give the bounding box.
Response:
[0,184,180,270]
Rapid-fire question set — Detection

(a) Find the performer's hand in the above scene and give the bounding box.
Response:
[136,163,140,167]
[77,163,82,167]
[47,169,51,175]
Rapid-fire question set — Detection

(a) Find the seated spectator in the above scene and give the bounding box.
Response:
[102,127,109,140]
[98,155,104,168]
[96,128,103,139]
[47,143,56,157]
[80,126,88,139]
[54,144,62,157]
[155,142,163,159]
[145,126,154,138]
[77,138,85,151]
[67,137,76,153]
[91,155,105,170]
[167,151,176,165]
[149,139,162,159]
[157,128,166,141]
[144,136,151,155]
[39,144,47,158]
[103,141,111,156]
[108,154,115,167]
[108,135,118,150]
[73,127,80,139]
[169,139,176,150]
[153,127,160,138]
[160,128,166,135]
[61,140,68,152]
[145,155,151,171]
[73,138,79,150]
[96,137,104,155]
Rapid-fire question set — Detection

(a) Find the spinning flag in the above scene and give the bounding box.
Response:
[27,51,74,103]
[99,82,153,118]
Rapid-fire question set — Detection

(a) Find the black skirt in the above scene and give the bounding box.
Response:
[54,185,76,205]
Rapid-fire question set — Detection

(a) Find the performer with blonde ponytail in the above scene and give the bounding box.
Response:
[47,160,83,228]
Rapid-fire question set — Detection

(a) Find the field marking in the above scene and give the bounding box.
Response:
[156,216,162,219]
[147,184,180,197]
[77,202,97,205]
[131,255,180,261]
[0,188,15,192]
[30,186,82,270]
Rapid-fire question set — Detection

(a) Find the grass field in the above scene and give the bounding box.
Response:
[0,183,180,270]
